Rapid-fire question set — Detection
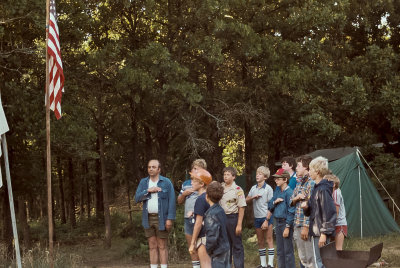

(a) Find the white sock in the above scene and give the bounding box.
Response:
[268,247,275,266]
[192,260,200,268]
[259,248,267,266]
[160,264,167,268]
[150,265,158,268]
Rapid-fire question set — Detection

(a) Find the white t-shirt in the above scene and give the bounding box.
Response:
[247,182,273,218]
[147,179,159,214]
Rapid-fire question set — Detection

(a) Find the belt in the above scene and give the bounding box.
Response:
[148,213,158,216]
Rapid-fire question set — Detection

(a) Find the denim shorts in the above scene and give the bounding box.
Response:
[254,216,274,228]
[184,217,195,235]
[254,217,266,228]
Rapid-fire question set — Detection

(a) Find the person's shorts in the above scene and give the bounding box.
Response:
[254,216,274,228]
[195,236,207,249]
[335,225,348,237]
[184,217,195,235]
[254,217,266,228]
[144,213,170,239]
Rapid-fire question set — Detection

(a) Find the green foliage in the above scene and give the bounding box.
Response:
[221,134,245,175]
[2,0,400,255]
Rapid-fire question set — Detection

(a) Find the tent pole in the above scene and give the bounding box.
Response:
[357,149,400,214]
[1,134,22,268]
[358,164,363,239]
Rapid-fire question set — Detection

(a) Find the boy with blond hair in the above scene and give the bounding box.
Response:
[301,157,336,268]
[246,166,274,268]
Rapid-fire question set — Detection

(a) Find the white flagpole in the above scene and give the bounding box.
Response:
[1,134,22,268]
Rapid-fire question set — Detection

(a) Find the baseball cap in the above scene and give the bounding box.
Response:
[190,168,212,185]
[272,170,290,179]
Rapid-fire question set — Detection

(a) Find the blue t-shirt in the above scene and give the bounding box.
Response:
[194,192,210,238]
[288,172,297,190]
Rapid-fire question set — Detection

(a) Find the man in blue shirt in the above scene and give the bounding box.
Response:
[135,159,176,268]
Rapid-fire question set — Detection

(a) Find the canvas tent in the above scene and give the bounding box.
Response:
[309,147,400,237]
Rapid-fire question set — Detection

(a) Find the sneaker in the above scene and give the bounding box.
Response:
[256,266,267,268]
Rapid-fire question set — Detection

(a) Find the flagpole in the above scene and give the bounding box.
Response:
[45,0,54,266]
[1,134,22,268]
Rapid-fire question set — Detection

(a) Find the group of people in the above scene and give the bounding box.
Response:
[134,155,347,268]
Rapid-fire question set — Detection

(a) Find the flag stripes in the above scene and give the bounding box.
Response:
[47,0,64,120]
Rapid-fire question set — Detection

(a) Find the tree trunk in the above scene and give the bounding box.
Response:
[244,120,253,193]
[17,197,31,249]
[18,197,31,250]
[244,120,254,226]
[84,161,91,219]
[157,132,168,171]
[68,157,76,228]
[57,157,66,224]
[127,98,140,224]
[97,96,112,248]
[95,155,104,220]
[80,162,85,219]
[40,195,46,219]
[209,131,224,182]
[144,125,153,160]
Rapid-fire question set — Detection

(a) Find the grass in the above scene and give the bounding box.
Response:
[243,230,400,267]
[1,210,400,267]
[344,234,400,266]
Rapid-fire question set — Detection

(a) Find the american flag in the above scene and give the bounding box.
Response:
[47,0,64,119]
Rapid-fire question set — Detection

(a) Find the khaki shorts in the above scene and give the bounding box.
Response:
[144,214,170,239]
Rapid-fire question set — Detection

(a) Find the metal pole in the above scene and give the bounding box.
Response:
[358,164,363,239]
[1,134,22,268]
[357,148,400,214]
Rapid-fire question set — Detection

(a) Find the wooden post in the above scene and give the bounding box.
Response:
[45,0,54,266]
[1,134,22,268]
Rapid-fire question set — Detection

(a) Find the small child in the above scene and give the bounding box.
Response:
[267,170,296,268]
[246,166,274,268]
[221,167,246,268]
[325,174,347,251]
[204,181,231,268]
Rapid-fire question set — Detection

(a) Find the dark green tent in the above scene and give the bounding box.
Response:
[309,147,400,237]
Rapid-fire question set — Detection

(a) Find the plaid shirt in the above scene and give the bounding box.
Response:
[290,175,315,228]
